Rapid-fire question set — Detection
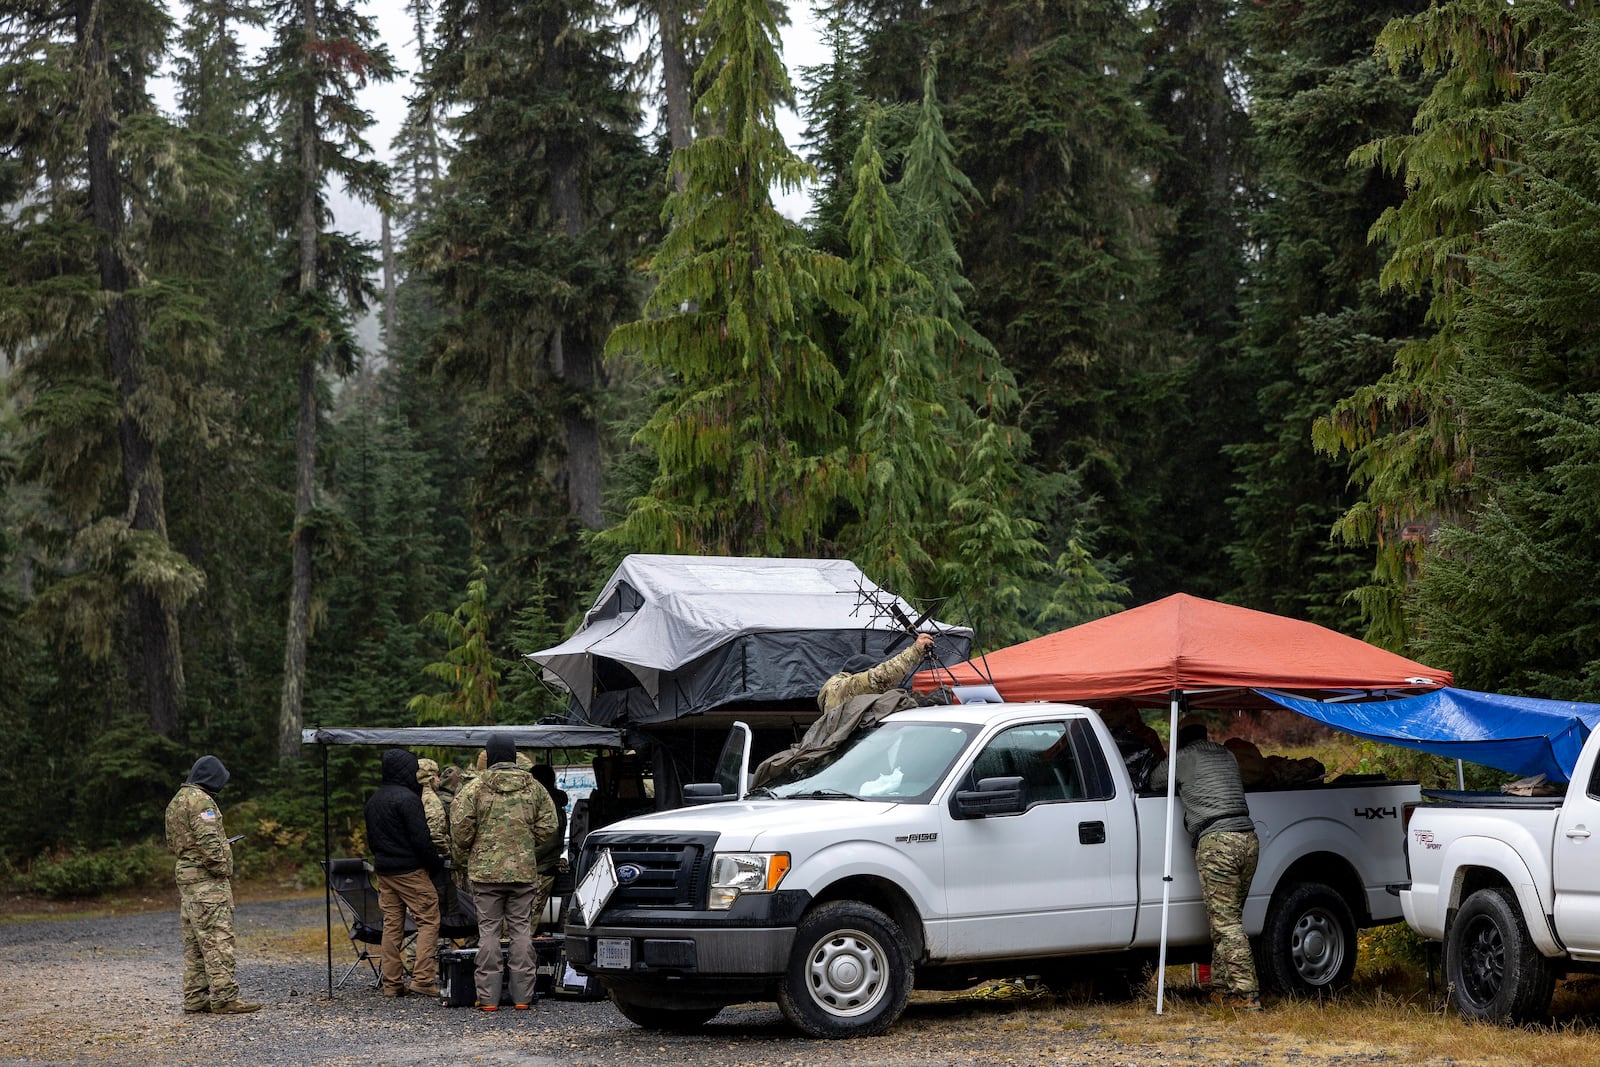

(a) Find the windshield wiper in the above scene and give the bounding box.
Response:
[744,786,776,799]
[791,788,861,801]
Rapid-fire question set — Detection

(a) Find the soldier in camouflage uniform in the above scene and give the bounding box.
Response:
[1151,716,1262,1011]
[416,758,450,856]
[164,755,261,1015]
[817,633,934,714]
[450,733,558,1010]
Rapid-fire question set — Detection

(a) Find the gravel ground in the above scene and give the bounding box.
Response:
[0,897,1481,1067]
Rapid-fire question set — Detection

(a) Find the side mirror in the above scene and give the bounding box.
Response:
[681,782,733,806]
[952,776,1026,818]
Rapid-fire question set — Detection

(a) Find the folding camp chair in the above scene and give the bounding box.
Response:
[434,864,479,946]
[323,858,415,989]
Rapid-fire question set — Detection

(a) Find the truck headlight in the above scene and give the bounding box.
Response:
[707,852,790,910]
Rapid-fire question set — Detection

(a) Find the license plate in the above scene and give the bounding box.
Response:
[595,937,632,970]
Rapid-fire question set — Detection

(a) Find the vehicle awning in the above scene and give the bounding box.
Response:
[300,724,622,749]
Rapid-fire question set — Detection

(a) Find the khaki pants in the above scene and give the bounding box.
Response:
[471,881,538,1006]
[376,867,441,992]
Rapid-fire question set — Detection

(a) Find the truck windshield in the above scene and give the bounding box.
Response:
[766,721,978,803]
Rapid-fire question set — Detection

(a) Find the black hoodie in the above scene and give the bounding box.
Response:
[364,749,445,877]
[187,755,229,793]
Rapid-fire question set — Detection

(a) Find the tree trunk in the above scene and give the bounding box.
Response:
[279,0,321,763]
[547,37,604,527]
[659,0,693,191]
[81,0,185,740]
[382,212,397,344]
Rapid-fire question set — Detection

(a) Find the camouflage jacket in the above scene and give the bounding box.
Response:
[421,786,450,855]
[449,764,557,884]
[817,643,925,713]
[165,784,233,885]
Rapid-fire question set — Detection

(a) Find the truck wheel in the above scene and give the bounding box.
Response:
[1257,881,1357,997]
[610,995,723,1031]
[1446,886,1557,1024]
[777,901,913,1038]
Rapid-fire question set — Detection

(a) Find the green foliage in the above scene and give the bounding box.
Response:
[24,842,169,899]
[409,561,505,726]
[1403,3,1600,697]
[603,0,855,557]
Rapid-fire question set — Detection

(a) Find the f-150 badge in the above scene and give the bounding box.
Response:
[896,832,938,844]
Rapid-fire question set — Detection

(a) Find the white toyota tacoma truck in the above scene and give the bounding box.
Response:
[565,702,1418,1037]
[1398,726,1600,1023]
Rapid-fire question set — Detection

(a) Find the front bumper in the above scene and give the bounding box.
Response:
[565,888,810,977]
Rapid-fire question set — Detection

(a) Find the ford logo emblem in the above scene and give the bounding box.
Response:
[615,864,643,885]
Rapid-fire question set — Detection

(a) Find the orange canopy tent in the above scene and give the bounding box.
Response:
[921,592,1452,706]
[918,592,1451,1014]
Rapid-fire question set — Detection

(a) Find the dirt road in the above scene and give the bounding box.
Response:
[0,895,1561,1066]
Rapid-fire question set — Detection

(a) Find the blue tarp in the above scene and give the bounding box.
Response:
[1259,687,1600,783]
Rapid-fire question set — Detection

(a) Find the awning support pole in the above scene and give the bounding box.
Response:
[1155,689,1182,1014]
[323,739,333,1000]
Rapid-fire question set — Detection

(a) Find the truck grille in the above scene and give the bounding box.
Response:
[580,833,717,911]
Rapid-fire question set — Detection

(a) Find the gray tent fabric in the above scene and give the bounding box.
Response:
[300,725,623,749]
[751,690,920,788]
[528,555,973,727]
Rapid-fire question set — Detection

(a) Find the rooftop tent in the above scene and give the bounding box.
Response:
[925,593,1452,707]
[529,554,974,727]
[1260,688,1600,784]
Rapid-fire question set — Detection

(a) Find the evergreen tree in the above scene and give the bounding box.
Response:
[1226,0,1433,631]
[256,0,393,760]
[1408,4,1600,698]
[604,0,853,555]
[1316,0,1533,644]
[0,1,213,740]
[409,561,504,725]
[1127,0,1251,602]
[414,0,651,619]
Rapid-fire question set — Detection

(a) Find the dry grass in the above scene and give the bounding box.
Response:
[1031,967,1600,1067]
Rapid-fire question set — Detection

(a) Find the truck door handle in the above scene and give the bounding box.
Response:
[1567,826,1592,840]
[1079,821,1106,845]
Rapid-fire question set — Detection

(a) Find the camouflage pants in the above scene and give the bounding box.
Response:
[1195,830,1259,995]
[179,878,238,1009]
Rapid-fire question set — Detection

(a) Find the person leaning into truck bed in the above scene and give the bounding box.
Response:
[1150,715,1263,1012]
[817,633,935,713]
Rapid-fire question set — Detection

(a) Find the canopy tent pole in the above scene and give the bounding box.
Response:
[1154,689,1182,1014]
[322,737,333,999]
[1458,759,1466,790]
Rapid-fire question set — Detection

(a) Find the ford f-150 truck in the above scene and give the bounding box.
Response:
[1398,726,1600,1023]
[565,702,1418,1038]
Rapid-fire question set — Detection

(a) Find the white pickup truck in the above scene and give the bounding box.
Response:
[1398,726,1600,1023]
[564,702,1418,1037]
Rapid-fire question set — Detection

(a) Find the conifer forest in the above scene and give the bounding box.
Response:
[3,0,1600,864]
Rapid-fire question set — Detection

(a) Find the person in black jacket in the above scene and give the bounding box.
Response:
[365,749,446,997]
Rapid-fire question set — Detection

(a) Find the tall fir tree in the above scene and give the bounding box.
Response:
[1407,3,1600,698]
[256,0,393,760]
[1225,0,1434,632]
[0,1,214,742]
[414,0,652,622]
[603,0,854,555]
[1316,0,1533,645]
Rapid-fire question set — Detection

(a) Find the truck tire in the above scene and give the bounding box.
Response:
[777,900,913,1038]
[1445,886,1557,1024]
[1256,880,1357,997]
[610,995,724,1031]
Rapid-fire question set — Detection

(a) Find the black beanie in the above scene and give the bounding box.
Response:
[485,733,516,767]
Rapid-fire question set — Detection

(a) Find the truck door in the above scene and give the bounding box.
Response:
[939,718,1139,959]
[1553,746,1600,957]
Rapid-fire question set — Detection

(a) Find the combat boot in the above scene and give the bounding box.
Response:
[211,1000,262,1014]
